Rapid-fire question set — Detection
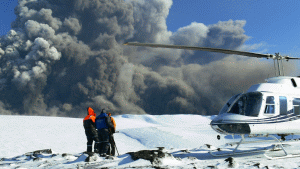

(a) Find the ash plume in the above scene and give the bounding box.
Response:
[0,0,297,117]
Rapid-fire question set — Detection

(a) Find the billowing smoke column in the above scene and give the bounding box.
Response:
[0,0,296,117]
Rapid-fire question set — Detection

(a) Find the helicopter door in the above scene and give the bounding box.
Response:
[276,96,289,133]
[279,96,288,115]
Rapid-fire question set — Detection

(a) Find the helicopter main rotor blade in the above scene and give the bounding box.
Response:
[284,56,300,60]
[124,42,274,59]
[124,42,300,60]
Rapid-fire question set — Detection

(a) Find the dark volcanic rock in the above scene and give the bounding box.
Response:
[62,153,73,157]
[84,153,100,162]
[180,149,191,153]
[33,157,42,162]
[253,163,260,168]
[25,149,52,157]
[33,149,52,154]
[128,149,173,164]
[83,152,96,156]
[205,144,212,148]
[186,156,197,160]
[105,156,115,160]
[157,147,165,151]
[224,157,238,168]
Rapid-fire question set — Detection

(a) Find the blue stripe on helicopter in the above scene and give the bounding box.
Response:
[212,113,300,124]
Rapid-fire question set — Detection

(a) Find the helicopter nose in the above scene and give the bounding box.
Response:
[210,122,251,134]
[211,123,229,134]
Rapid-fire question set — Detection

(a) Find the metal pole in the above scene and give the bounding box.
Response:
[273,60,277,76]
[233,134,245,153]
[281,59,285,76]
[277,59,281,76]
[113,131,120,156]
[114,139,120,156]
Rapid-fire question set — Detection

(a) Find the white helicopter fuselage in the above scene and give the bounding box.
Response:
[211,76,300,136]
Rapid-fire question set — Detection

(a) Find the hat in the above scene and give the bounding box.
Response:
[101,109,106,113]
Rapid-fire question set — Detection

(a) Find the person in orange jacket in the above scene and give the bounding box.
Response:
[107,112,117,156]
[83,107,100,153]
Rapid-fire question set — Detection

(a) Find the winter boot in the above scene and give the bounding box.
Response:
[100,153,107,157]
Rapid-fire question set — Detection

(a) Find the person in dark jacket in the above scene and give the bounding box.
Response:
[83,107,100,153]
[95,109,114,156]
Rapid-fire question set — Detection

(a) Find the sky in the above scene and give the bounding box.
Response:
[0,0,299,117]
[0,0,18,35]
[166,0,300,56]
[1,0,300,56]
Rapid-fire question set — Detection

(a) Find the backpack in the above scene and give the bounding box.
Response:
[95,113,108,129]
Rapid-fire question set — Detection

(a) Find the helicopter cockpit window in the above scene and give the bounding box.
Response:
[219,94,241,114]
[228,92,262,117]
[264,96,275,114]
[293,98,300,115]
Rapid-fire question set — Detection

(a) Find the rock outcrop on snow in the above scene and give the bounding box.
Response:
[128,149,174,164]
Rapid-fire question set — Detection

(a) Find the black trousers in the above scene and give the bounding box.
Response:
[85,128,99,152]
[97,128,110,154]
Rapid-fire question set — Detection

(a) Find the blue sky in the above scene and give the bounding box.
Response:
[166,0,300,57]
[1,0,300,57]
[0,0,17,35]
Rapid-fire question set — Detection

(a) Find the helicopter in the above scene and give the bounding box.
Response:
[124,42,300,159]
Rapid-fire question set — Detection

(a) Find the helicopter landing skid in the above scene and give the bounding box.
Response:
[264,153,300,160]
[209,135,268,157]
[263,136,300,159]
[262,135,300,159]
[209,147,267,157]
[209,134,298,159]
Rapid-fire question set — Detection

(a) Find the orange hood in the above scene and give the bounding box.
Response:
[87,107,96,116]
[84,107,96,123]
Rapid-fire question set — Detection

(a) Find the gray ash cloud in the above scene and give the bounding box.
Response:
[0,0,296,117]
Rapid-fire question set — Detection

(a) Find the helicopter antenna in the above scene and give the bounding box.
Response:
[124,42,300,76]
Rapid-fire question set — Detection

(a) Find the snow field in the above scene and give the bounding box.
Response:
[3,114,300,168]
[1,114,222,158]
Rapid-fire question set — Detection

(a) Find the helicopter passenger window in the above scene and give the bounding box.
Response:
[279,96,287,115]
[264,96,275,114]
[227,92,262,117]
[293,98,300,115]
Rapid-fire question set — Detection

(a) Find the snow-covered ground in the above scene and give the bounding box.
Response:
[1,114,300,168]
